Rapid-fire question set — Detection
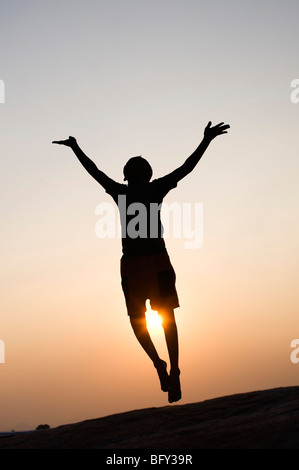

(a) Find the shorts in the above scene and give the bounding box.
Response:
[120,252,180,317]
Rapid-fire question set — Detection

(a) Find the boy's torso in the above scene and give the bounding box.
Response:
[105,176,178,258]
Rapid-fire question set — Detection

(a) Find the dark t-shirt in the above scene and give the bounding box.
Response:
[104,174,178,258]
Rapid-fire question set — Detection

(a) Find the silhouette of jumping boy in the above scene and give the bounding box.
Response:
[53,121,229,403]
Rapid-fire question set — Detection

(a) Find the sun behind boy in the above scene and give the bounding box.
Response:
[53,121,230,403]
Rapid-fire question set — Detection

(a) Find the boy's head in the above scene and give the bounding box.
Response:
[123,156,153,184]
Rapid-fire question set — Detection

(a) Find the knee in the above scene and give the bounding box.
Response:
[130,316,147,332]
[160,308,176,327]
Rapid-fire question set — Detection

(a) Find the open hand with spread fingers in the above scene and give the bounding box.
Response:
[204,121,230,141]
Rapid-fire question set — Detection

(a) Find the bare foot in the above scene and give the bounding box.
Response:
[154,360,169,392]
[168,369,181,403]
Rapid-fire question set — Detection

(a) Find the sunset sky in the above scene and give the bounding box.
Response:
[1,0,299,431]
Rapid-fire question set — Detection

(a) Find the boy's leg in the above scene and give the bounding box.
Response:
[160,308,179,372]
[160,308,181,403]
[130,315,169,392]
[130,315,160,364]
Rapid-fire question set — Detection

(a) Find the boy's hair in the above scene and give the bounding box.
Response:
[123,156,153,183]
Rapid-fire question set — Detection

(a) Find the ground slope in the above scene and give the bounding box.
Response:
[0,387,298,449]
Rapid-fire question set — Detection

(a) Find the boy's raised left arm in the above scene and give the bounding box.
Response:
[166,121,230,183]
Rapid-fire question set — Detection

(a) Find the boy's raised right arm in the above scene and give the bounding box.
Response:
[52,136,114,189]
